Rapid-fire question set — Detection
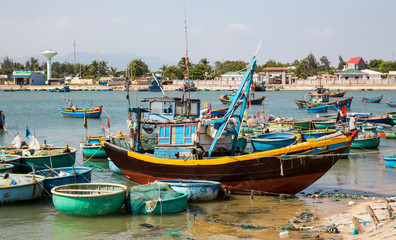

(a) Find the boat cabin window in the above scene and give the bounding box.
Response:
[150,101,173,114]
[158,124,197,146]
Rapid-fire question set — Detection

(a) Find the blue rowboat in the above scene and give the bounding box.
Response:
[60,106,102,118]
[383,155,396,168]
[125,184,188,215]
[362,95,383,103]
[356,114,389,125]
[307,105,328,113]
[251,132,296,151]
[0,173,45,204]
[29,166,92,193]
[0,164,14,173]
[154,180,221,202]
[386,101,396,108]
[108,158,123,175]
[52,183,127,216]
[0,154,21,172]
[148,80,162,92]
[19,147,77,172]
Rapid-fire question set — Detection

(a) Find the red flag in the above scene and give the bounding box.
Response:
[185,54,189,67]
[106,118,110,129]
[83,111,87,129]
[341,106,347,116]
[182,90,188,103]
[259,113,265,120]
[208,104,212,116]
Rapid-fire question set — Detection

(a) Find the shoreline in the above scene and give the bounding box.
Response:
[1,84,396,91]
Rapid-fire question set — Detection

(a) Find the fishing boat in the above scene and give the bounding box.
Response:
[385,130,396,139]
[386,101,396,108]
[0,164,14,173]
[383,155,396,168]
[350,132,380,149]
[307,105,328,113]
[30,166,92,193]
[0,155,22,172]
[148,80,162,92]
[0,173,45,203]
[312,119,337,129]
[0,110,4,129]
[388,111,396,125]
[101,53,358,195]
[81,136,108,158]
[125,184,188,214]
[201,103,240,118]
[253,81,266,91]
[178,81,197,92]
[51,183,128,216]
[18,146,77,172]
[154,180,220,202]
[356,114,389,124]
[108,158,123,174]
[219,94,265,105]
[294,97,353,109]
[329,90,347,98]
[250,132,296,151]
[362,95,384,103]
[60,98,102,118]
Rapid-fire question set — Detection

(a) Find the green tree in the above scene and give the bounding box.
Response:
[319,56,331,72]
[128,58,149,79]
[337,55,346,70]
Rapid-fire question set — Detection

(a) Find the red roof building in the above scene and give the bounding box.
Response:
[344,57,367,70]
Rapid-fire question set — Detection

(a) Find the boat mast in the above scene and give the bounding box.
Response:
[183,0,191,117]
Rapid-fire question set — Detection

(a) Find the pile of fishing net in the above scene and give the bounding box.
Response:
[125,184,184,214]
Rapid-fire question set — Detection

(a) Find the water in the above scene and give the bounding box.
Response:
[1,89,396,239]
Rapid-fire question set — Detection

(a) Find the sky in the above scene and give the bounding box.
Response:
[1,0,395,68]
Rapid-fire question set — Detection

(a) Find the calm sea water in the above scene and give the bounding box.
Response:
[0,89,395,239]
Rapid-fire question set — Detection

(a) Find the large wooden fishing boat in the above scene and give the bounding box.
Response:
[101,54,358,195]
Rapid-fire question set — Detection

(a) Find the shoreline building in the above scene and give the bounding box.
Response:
[11,71,46,85]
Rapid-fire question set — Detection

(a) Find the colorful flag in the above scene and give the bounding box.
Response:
[204,101,208,109]
[83,111,87,129]
[26,126,31,139]
[101,125,105,135]
[341,106,347,116]
[208,104,212,116]
[182,90,188,103]
[259,113,265,120]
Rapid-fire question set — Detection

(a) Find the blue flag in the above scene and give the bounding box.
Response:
[26,126,31,139]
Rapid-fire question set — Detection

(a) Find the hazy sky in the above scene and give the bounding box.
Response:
[1,0,395,67]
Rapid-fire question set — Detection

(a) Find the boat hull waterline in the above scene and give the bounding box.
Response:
[101,131,357,195]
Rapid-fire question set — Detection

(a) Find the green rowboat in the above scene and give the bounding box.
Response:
[52,183,127,216]
[385,130,396,139]
[312,119,336,129]
[19,147,77,172]
[351,134,380,149]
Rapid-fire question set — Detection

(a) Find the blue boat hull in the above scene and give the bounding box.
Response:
[60,107,102,118]
[0,174,45,203]
[154,180,220,202]
[108,158,124,174]
[30,167,92,192]
[384,156,396,168]
[307,106,328,113]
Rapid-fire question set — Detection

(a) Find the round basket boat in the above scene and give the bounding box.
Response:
[51,183,127,216]
[0,163,15,174]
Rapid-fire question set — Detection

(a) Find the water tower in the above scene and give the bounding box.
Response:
[40,49,58,84]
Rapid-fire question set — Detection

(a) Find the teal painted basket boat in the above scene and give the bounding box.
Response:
[81,141,108,158]
[125,184,188,215]
[19,147,77,172]
[351,134,380,149]
[385,130,396,139]
[312,119,336,129]
[0,155,21,172]
[383,155,396,168]
[51,183,127,216]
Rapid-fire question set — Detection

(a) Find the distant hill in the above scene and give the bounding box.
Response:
[15,52,176,71]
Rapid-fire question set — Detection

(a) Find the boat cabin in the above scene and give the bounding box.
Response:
[309,93,330,103]
[141,97,201,120]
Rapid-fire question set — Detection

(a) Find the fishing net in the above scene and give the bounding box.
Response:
[125,184,183,214]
